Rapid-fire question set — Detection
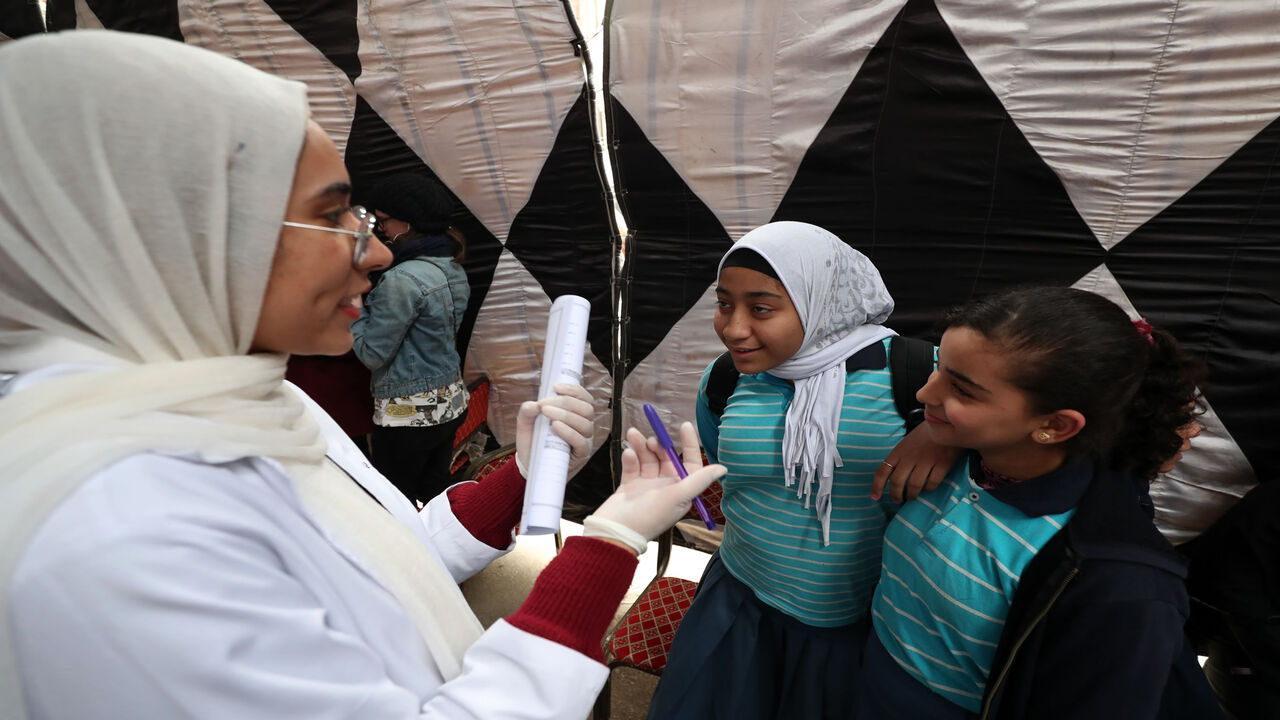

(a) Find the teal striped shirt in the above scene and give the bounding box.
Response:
[871,459,1076,711]
[696,339,907,627]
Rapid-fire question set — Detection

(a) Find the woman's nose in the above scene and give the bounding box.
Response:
[362,235,393,272]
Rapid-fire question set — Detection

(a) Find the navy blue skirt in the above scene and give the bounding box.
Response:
[645,553,870,720]
[853,629,975,719]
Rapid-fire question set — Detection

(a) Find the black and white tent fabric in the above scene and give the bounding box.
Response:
[607,0,1278,540]
[23,0,1278,538]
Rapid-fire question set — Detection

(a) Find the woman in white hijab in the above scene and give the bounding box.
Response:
[646,222,958,719]
[0,30,723,720]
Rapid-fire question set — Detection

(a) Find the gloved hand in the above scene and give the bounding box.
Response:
[514,382,595,477]
[583,423,726,555]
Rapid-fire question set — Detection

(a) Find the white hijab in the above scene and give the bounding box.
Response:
[721,221,895,545]
[0,32,476,717]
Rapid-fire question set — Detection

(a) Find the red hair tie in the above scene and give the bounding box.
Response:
[1133,318,1155,345]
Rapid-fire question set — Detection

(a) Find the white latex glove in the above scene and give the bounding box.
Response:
[514,382,595,476]
[583,424,727,555]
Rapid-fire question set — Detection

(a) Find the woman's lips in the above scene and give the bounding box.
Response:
[338,294,362,320]
[923,410,949,425]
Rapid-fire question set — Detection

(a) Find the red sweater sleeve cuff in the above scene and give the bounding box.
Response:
[506,536,639,662]
[445,457,524,549]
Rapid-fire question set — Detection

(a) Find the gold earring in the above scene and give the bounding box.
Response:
[1037,431,1052,442]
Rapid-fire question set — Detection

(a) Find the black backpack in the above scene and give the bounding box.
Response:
[704,335,935,431]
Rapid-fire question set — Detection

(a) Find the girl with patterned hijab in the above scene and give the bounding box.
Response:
[647,221,957,719]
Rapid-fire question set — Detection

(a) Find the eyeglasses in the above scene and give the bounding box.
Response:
[282,205,376,266]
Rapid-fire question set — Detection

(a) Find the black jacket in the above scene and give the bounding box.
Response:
[979,461,1200,720]
[1183,480,1280,716]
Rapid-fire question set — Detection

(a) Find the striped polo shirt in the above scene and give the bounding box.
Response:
[870,455,1080,711]
[695,339,910,627]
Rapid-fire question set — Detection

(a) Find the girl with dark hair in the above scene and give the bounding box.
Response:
[352,172,471,505]
[1112,320,1205,484]
[856,285,1215,719]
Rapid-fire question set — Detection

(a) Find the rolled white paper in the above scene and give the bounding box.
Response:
[520,294,591,535]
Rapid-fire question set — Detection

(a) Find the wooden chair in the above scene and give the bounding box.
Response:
[592,483,724,720]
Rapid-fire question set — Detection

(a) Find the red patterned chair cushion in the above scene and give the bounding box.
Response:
[449,381,494,476]
[449,453,469,475]
[452,380,490,446]
[606,576,699,673]
[470,452,513,481]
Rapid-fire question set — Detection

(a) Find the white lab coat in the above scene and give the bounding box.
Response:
[8,369,607,719]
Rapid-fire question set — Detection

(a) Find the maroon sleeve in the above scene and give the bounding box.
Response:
[505,537,638,662]
[445,458,524,549]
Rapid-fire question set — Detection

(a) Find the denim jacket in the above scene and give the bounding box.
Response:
[351,255,469,399]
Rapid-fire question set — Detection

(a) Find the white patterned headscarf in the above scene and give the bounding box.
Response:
[720,221,895,544]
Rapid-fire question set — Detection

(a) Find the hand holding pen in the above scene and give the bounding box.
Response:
[643,403,718,530]
[581,423,726,554]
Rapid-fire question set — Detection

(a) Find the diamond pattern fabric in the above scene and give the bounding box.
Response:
[607,576,699,673]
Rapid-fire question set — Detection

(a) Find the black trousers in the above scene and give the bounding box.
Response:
[371,412,466,506]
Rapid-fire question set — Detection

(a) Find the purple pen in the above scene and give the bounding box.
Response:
[642,402,717,530]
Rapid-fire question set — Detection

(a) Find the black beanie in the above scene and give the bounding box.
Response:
[363,172,454,234]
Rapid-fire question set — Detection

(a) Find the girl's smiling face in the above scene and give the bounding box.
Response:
[916,327,1061,452]
[714,266,805,374]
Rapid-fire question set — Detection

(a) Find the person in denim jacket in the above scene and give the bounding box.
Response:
[353,172,471,505]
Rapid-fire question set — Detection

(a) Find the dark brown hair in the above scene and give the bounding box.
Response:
[945,286,1202,477]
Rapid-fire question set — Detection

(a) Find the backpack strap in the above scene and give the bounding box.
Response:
[890,335,935,431]
[705,352,740,419]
